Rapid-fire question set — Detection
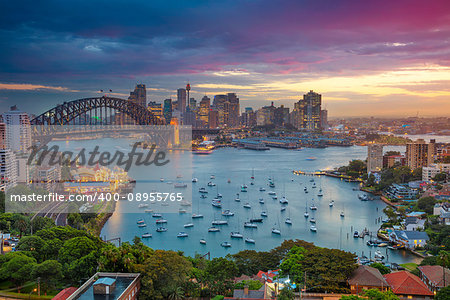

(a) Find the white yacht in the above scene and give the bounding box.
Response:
[208,227,220,232]
[261,211,268,217]
[310,225,317,232]
[259,187,266,191]
[192,214,204,219]
[244,222,258,228]
[243,203,251,209]
[222,210,235,216]
[245,238,256,244]
[212,220,228,225]
[271,228,281,235]
[279,197,288,204]
[231,232,243,238]
[221,242,231,247]
[192,178,198,182]
[184,223,194,228]
[177,232,188,238]
[200,239,206,244]
[285,218,292,225]
[142,233,152,238]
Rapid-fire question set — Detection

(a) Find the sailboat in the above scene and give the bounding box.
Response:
[272,215,281,234]
[192,193,204,219]
[329,200,334,207]
[285,209,292,224]
[310,225,317,232]
[235,193,241,202]
[304,203,309,218]
[245,237,255,244]
[251,168,255,180]
[340,204,345,217]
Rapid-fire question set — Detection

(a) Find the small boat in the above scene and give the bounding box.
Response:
[212,200,222,208]
[279,197,288,204]
[261,211,268,217]
[207,181,216,187]
[378,243,388,247]
[280,207,286,212]
[222,210,235,216]
[241,185,248,192]
[137,219,145,224]
[156,227,167,232]
[243,203,251,209]
[192,178,198,182]
[192,214,204,219]
[250,218,263,223]
[156,219,167,224]
[177,174,183,178]
[250,182,254,185]
[309,204,318,210]
[306,157,317,161]
[216,193,223,198]
[329,200,334,207]
[312,183,317,188]
[245,238,255,244]
[200,239,206,244]
[177,232,188,238]
[235,193,241,202]
[367,240,379,247]
[138,203,149,208]
[259,187,266,191]
[144,209,154,213]
[208,227,220,232]
[230,232,243,238]
[199,187,208,193]
[354,231,359,238]
[138,223,147,228]
[387,246,397,250]
[304,211,309,218]
[212,220,228,225]
[317,192,323,197]
[259,198,265,204]
[142,233,152,238]
[210,175,215,179]
[184,223,194,228]
[304,187,308,191]
[269,182,275,188]
[200,194,207,199]
[310,179,314,182]
[358,194,369,201]
[374,250,384,259]
[340,211,345,217]
[309,218,316,223]
[221,242,231,247]
[268,191,276,195]
[310,225,317,232]
[271,228,281,235]
[174,182,187,188]
[160,178,164,182]
[178,208,187,214]
[285,218,292,225]
[272,195,278,200]
[244,222,258,228]
[228,179,231,183]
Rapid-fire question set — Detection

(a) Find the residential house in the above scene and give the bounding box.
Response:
[405,216,426,231]
[389,230,429,249]
[433,202,450,225]
[256,270,279,283]
[418,265,450,294]
[348,265,390,294]
[383,271,434,299]
[384,183,418,201]
[226,285,267,300]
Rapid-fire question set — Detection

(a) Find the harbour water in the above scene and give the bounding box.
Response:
[92,141,421,264]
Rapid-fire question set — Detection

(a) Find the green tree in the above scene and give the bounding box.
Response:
[0,252,37,290]
[32,260,63,292]
[31,216,55,233]
[16,235,46,262]
[369,263,391,275]
[432,172,448,182]
[415,196,436,215]
[234,280,263,290]
[58,236,98,263]
[278,286,295,300]
[436,286,450,300]
[280,246,306,284]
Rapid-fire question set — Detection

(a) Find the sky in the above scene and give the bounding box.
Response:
[0,0,450,117]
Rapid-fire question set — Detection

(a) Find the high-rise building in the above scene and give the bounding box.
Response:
[274,105,290,127]
[367,144,383,173]
[208,110,219,129]
[163,99,173,124]
[130,84,147,107]
[227,93,240,127]
[0,149,17,191]
[212,94,228,127]
[406,139,435,169]
[198,96,210,126]
[177,88,187,114]
[291,90,322,130]
[148,101,164,122]
[2,105,31,153]
[256,102,276,126]
[189,98,197,111]
[320,109,328,130]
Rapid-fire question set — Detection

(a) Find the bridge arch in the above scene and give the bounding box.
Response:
[30,96,163,125]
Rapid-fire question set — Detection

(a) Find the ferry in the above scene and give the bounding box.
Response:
[177,232,188,238]
[142,233,152,238]
[184,223,194,228]
[208,227,220,232]
[192,214,204,219]
[230,232,243,238]
[156,227,167,232]
[221,242,232,247]
[245,238,256,244]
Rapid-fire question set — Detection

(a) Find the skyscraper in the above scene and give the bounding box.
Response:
[291,90,322,130]
[320,109,328,130]
[163,99,173,124]
[177,88,187,114]
[148,101,164,122]
[406,139,435,169]
[198,96,210,126]
[227,93,240,127]
[2,105,31,153]
[0,122,17,191]
[367,144,383,173]
[120,84,147,124]
[208,110,219,129]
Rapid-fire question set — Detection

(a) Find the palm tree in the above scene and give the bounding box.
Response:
[168,286,185,300]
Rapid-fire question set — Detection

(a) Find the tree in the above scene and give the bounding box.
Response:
[436,286,450,300]
[280,246,306,284]
[432,172,448,182]
[58,236,98,264]
[278,286,295,300]
[32,260,63,292]
[0,252,37,290]
[367,174,376,186]
[369,263,391,275]
[16,235,46,262]
[234,280,263,290]
[31,216,55,233]
[416,196,436,215]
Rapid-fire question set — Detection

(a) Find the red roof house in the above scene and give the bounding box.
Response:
[418,265,450,293]
[53,287,78,300]
[383,271,434,298]
[256,270,279,283]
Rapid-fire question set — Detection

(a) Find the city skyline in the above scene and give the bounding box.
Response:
[1,0,450,117]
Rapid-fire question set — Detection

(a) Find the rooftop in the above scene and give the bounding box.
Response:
[383,271,433,296]
[418,265,450,288]
[348,265,389,287]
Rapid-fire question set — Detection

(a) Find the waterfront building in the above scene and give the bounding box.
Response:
[406,139,435,169]
[384,183,418,201]
[198,96,210,126]
[418,265,450,294]
[177,88,187,114]
[291,90,322,130]
[389,230,429,249]
[348,265,389,294]
[367,144,383,173]
[422,163,450,181]
[163,99,173,124]
[211,93,240,128]
[383,271,433,299]
[147,101,164,122]
[2,106,31,153]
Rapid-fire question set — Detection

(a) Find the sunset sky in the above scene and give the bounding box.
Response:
[0,0,449,117]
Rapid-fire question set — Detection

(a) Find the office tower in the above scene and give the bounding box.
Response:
[129,84,147,107]
[183,110,196,126]
[163,99,173,124]
[227,93,240,127]
[208,110,219,129]
[274,105,290,127]
[292,90,322,130]
[177,88,187,114]
[320,109,328,130]
[199,96,210,125]
[148,101,164,122]
[213,94,228,127]
[242,107,257,127]
[189,98,197,111]
[256,102,276,126]
[2,105,31,153]
[406,139,435,169]
[367,144,383,173]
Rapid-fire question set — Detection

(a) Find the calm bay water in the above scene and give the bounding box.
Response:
[92,142,421,264]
